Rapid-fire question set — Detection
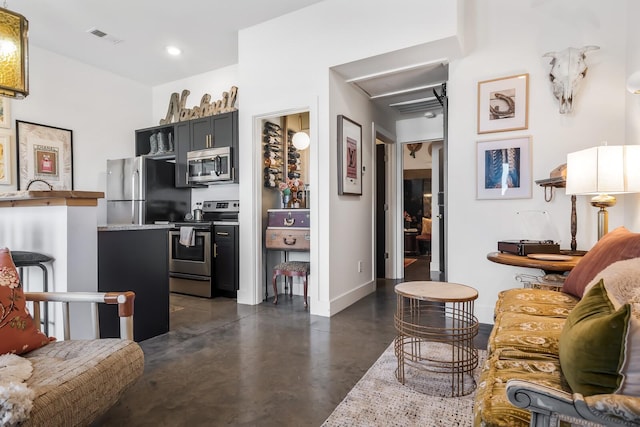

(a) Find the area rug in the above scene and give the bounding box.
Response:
[403,258,417,268]
[322,341,487,427]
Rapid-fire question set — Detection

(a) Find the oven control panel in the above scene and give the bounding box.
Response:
[203,200,239,212]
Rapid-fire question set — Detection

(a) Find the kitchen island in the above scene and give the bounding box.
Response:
[0,190,104,339]
[98,224,172,341]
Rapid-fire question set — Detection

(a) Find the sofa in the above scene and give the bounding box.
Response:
[473,227,640,426]
[0,248,144,427]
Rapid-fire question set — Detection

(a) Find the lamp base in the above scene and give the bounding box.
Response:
[590,194,617,209]
[590,194,616,240]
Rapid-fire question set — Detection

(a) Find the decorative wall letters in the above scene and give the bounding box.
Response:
[159,86,238,125]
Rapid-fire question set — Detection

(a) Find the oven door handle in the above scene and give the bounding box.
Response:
[169,272,211,281]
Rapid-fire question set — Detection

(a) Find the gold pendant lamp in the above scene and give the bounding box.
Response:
[0,1,29,98]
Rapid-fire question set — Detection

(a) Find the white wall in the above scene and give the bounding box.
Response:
[397,115,444,145]
[625,0,640,231]
[402,142,434,171]
[5,46,152,224]
[237,0,462,315]
[448,0,629,324]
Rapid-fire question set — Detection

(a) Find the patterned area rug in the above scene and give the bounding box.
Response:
[322,341,487,427]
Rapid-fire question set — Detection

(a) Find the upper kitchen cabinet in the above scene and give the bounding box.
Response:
[174,121,193,188]
[135,124,176,159]
[190,111,238,151]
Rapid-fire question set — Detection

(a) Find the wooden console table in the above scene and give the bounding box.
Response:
[487,251,583,274]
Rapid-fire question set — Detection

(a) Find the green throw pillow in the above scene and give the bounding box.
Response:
[559,279,631,396]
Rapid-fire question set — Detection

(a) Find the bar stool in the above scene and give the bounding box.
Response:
[12,251,54,335]
[272,261,310,308]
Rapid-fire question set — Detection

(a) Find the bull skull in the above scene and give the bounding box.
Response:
[543,45,599,114]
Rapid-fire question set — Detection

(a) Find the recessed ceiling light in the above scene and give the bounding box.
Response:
[166,46,182,56]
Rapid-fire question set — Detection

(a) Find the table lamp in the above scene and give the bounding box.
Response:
[566,144,640,240]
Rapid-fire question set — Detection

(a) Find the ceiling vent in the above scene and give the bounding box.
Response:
[86,28,123,45]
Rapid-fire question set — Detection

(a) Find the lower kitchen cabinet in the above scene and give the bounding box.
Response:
[98,227,169,341]
[214,224,239,295]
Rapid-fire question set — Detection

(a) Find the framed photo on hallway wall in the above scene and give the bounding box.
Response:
[337,115,362,195]
[16,120,74,190]
[477,73,529,134]
[476,136,531,200]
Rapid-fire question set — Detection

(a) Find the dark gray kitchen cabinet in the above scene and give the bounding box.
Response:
[174,120,192,188]
[189,111,238,151]
[214,224,238,295]
[135,110,239,186]
[98,227,169,342]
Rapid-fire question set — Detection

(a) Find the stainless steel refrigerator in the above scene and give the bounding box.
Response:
[106,157,191,224]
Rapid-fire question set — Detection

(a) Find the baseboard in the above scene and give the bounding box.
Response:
[315,280,376,317]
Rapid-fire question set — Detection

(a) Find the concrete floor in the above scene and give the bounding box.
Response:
[97,263,490,426]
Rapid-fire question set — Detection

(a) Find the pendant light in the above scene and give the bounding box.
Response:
[292,113,310,150]
[0,2,29,99]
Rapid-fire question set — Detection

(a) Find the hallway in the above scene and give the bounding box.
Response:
[98,278,489,426]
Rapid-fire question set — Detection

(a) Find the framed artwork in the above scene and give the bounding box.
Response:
[0,131,11,184]
[337,115,362,195]
[16,120,73,190]
[476,136,531,200]
[0,98,10,128]
[477,73,529,134]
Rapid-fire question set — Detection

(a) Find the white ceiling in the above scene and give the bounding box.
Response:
[8,0,447,117]
[8,0,325,86]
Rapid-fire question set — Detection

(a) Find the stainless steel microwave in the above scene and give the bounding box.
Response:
[187,146,233,184]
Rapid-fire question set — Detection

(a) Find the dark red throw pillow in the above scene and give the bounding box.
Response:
[562,227,640,298]
[0,247,53,355]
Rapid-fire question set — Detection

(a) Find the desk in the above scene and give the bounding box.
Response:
[394,281,479,397]
[487,251,583,274]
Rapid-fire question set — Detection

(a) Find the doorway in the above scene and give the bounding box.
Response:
[402,142,434,280]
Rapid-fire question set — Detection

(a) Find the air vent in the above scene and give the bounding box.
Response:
[389,97,442,114]
[86,27,123,45]
[89,28,107,38]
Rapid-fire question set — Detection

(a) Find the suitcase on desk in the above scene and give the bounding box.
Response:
[267,209,310,228]
[265,227,310,250]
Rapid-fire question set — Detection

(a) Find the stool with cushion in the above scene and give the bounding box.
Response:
[272,261,310,308]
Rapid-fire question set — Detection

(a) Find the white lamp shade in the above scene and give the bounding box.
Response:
[292,131,310,150]
[566,145,640,195]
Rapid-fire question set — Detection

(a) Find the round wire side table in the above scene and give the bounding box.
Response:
[394,281,479,397]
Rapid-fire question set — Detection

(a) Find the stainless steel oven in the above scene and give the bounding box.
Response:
[169,224,213,298]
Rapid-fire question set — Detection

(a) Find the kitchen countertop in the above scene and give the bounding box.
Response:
[0,190,105,207]
[98,224,174,232]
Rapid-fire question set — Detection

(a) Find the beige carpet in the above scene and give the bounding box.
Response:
[322,341,487,426]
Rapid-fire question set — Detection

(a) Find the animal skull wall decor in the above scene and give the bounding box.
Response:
[543,45,599,114]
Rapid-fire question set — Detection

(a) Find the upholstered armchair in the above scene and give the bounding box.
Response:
[416,217,432,254]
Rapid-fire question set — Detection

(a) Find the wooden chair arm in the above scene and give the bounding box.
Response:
[25,291,135,341]
[506,379,638,426]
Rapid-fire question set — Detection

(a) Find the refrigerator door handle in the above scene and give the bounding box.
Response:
[131,170,138,224]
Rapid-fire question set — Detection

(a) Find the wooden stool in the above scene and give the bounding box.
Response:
[272,261,310,308]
